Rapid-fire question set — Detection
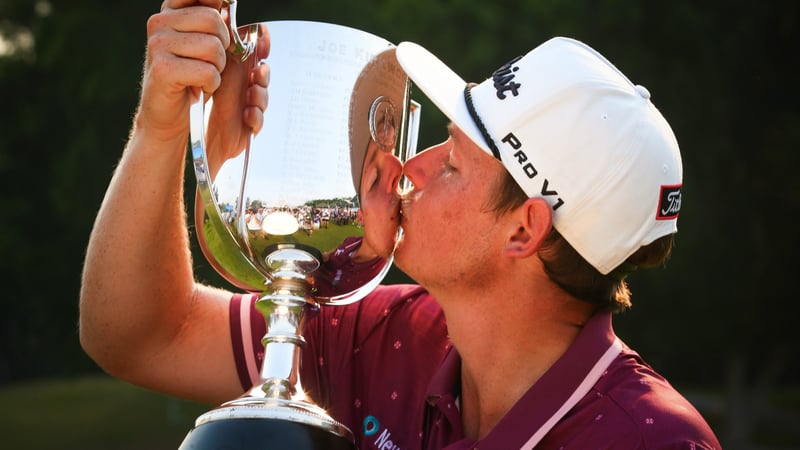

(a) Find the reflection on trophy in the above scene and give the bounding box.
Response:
[181,16,420,450]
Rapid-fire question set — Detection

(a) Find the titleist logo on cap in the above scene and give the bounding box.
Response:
[657,185,682,220]
[492,56,523,100]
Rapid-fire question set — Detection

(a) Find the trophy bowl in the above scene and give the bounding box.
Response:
[182,14,420,450]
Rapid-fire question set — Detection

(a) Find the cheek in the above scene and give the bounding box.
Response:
[421,201,469,247]
[433,183,470,223]
[361,191,395,220]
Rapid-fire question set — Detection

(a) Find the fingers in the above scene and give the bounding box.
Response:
[243,63,270,134]
[255,23,271,60]
[158,0,228,45]
[240,24,270,133]
[137,2,234,139]
[251,60,270,89]
[147,4,230,94]
[162,0,225,12]
[146,0,270,137]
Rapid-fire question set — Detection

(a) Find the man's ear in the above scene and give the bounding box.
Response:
[503,197,553,258]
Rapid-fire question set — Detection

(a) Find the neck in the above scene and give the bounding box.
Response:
[435,272,594,441]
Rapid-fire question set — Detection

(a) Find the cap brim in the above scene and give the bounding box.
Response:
[396,42,491,156]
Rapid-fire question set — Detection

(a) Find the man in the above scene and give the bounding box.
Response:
[80,1,721,449]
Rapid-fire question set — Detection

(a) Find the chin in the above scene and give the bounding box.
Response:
[392,237,412,272]
[376,240,395,260]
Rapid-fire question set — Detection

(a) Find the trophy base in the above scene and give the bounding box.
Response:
[179,417,356,450]
[179,397,355,450]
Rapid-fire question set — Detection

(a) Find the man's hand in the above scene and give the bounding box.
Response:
[137,0,231,143]
[206,21,270,175]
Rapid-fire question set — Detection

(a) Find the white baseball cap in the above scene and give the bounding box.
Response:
[396,37,682,275]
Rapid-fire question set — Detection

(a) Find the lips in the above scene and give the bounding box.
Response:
[399,197,411,224]
[387,196,401,223]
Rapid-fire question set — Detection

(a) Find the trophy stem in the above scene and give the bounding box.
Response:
[253,246,319,398]
[255,279,311,401]
[181,247,355,450]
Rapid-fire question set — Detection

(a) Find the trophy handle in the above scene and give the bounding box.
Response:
[223,0,256,61]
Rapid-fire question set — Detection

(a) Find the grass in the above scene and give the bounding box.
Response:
[0,375,209,450]
[201,217,366,289]
[3,377,799,449]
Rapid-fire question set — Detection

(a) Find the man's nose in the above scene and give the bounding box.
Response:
[381,157,403,193]
[402,144,443,190]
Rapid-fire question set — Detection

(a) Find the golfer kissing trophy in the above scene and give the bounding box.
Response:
[180,5,420,450]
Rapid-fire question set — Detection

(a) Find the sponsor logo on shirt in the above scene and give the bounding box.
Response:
[364,415,402,450]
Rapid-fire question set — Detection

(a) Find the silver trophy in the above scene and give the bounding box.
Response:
[179,5,420,450]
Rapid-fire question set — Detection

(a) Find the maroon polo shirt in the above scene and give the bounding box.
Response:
[315,236,385,298]
[231,285,720,449]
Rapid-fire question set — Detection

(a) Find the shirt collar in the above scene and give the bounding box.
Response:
[424,311,618,449]
[425,344,460,405]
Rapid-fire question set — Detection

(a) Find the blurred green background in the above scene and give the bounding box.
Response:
[1,0,797,448]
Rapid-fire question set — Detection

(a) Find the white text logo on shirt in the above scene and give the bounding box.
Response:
[363,415,402,450]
